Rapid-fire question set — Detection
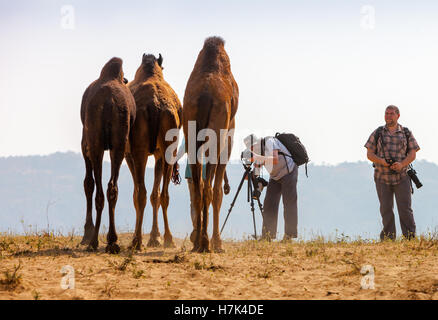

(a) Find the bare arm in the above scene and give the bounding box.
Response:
[367,148,389,167]
[252,149,279,166]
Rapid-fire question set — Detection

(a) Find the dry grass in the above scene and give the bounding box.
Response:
[0,232,437,300]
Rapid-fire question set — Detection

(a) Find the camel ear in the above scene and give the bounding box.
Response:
[157,53,163,67]
[142,53,146,63]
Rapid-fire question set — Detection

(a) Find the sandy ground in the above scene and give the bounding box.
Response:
[0,233,437,300]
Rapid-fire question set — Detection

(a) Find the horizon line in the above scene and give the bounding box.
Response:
[0,150,437,167]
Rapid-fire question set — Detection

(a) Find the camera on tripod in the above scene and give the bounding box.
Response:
[241,149,253,166]
[241,134,269,199]
[220,134,267,239]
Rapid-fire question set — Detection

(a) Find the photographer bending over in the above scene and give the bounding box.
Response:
[365,105,420,241]
[248,134,298,241]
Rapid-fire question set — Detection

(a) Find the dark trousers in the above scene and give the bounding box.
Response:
[262,165,298,239]
[375,175,416,240]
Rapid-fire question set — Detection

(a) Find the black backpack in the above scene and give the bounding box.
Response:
[274,132,310,176]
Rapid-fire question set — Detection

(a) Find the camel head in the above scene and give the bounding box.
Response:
[141,53,164,73]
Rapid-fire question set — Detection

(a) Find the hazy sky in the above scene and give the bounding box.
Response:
[1,0,438,165]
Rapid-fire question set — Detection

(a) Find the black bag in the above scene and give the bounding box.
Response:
[274,132,310,176]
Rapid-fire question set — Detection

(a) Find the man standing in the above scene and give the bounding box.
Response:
[249,134,298,241]
[365,105,420,240]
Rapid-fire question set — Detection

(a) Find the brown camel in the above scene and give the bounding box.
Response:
[183,36,239,253]
[80,57,136,253]
[125,53,182,250]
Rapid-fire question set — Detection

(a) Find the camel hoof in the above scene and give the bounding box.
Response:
[164,240,176,248]
[147,238,161,248]
[190,230,198,244]
[80,236,91,246]
[86,243,98,252]
[194,237,210,253]
[211,237,223,253]
[191,242,201,253]
[80,227,95,245]
[129,239,143,252]
[213,247,225,253]
[196,246,211,253]
[105,243,121,254]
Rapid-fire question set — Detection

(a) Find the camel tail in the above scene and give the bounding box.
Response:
[195,91,214,154]
[102,98,113,151]
[147,104,161,154]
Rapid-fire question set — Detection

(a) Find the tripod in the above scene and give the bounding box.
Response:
[220,163,264,239]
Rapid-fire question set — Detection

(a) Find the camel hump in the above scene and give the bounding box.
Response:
[100,57,123,81]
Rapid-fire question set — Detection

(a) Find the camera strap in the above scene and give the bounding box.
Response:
[375,125,411,158]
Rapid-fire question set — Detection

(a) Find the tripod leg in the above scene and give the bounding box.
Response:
[255,197,264,215]
[249,179,258,239]
[220,169,248,234]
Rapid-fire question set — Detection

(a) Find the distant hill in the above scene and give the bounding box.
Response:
[0,152,437,240]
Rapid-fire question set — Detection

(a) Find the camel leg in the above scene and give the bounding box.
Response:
[208,113,234,253]
[81,153,95,245]
[190,163,204,252]
[211,125,233,253]
[198,163,216,253]
[161,160,175,248]
[105,148,124,254]
[148,157,163,247]
[188,179,202,244]
[127,151,147,251]
[87,152,104,252]
[211,164,226,252]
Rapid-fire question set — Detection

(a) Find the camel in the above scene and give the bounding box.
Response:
[183,36,239,253]
[125,53,182,250]
[80,57,136,253]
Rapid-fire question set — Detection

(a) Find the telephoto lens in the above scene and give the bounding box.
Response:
[407,168,423,189]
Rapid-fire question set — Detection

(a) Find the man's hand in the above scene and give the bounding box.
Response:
[379,158,390,167]
[390,162,404,172]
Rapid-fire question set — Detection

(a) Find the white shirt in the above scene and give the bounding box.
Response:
[263,137,295,180]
